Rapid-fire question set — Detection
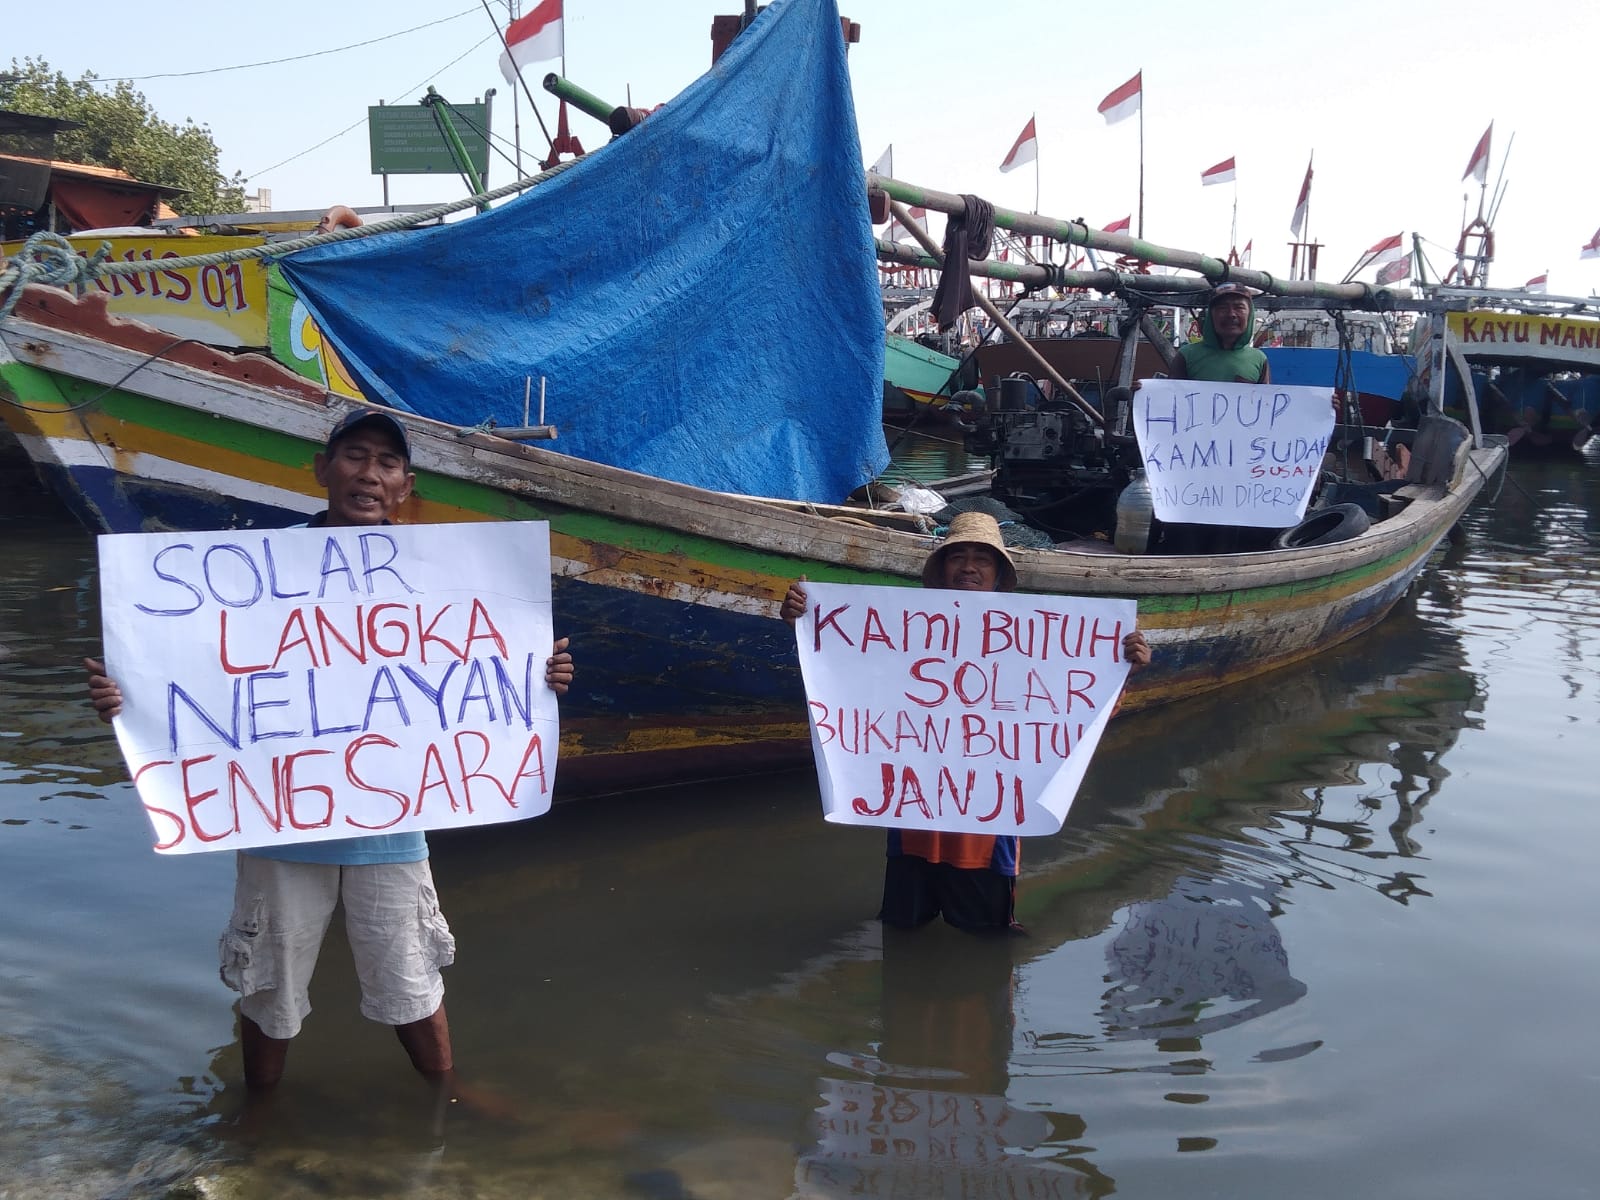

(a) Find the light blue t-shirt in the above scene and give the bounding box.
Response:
[246,514,428,867]
[247,831,428,866]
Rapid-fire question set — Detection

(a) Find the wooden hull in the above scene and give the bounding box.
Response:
[882,332,962,423]
[0,287,1506,793]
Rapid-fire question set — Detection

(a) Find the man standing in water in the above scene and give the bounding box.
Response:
[85,407,575,1092]
[779,511,1150,934]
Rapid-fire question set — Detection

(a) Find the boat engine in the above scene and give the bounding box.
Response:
[962,376,1141,540]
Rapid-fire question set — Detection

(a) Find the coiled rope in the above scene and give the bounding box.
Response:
[0,233,114,317]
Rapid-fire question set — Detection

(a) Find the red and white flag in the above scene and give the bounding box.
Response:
[1462,122,1492,185]
[1097,72,1142,125]
[1200,156,1236,186]
[1289,157,1313,237]
[999,117,1038,173]
[1102,215,1131,234]
[1241,238,1253,267]
[888,205,929,243]
[499,0,563,85]
[1363,233,1406,264]
[1376,257,1410,286]
[1525,273,1548,293]
[1582,228,1600,260]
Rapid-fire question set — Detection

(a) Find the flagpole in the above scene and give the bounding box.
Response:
[1305,149,1312,250]
[1031,113,1039,214]
[480,0,555,155]
[509,0,523,176]
[1475,122,1493,221]
[1136,68,1144,239]
[1487,130,1513,227]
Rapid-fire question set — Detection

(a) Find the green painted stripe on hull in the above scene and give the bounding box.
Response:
[6,366,917,586]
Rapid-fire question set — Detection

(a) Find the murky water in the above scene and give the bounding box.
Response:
[1,451,1596,1198]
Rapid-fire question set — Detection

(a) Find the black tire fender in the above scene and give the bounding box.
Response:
[1273,502,1371,550]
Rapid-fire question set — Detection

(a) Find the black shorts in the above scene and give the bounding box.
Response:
[879,854,1016,933]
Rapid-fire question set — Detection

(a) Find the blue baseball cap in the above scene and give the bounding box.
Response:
[325,408,411,462]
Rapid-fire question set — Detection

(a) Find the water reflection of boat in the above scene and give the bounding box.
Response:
[739,605,1482,1197]
[152,569,1484,1195]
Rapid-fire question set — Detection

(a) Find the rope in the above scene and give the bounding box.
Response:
[0,233,113,317]
[0,158,584,301]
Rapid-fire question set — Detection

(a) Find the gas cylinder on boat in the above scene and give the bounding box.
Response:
[1114,469,1154,554]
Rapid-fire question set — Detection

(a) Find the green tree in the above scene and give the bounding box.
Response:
[1,57,245,215]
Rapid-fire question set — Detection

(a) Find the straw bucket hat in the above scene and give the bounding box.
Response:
[921,511,1019,591]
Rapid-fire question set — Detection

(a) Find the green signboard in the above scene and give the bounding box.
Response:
[368,104,490,177]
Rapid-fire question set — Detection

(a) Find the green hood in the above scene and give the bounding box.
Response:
[1198,297,1257,352]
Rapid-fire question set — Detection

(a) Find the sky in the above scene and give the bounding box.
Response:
[16,0,1600,297]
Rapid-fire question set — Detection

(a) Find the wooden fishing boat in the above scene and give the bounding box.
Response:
[0,281,1504,793]
[0,0,1508,794]
[881,331,961,423]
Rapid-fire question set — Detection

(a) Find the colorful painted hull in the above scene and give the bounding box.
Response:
[0,287,1506,793]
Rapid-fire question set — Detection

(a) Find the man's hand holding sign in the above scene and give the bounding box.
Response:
[780,512,1149,934]
[94,521,565,854]
[1132,378,1336,528]
[793,582,1138,837]
[81,406,574,1099]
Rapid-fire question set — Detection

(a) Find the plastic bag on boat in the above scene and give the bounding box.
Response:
[887,486,946,515]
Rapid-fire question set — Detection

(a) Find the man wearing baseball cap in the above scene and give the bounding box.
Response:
[1170,282,1272,384]
[84,405,575,1095]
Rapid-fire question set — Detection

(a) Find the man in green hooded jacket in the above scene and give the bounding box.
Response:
[1170,283,1271,384]
[1154,283,1275,552]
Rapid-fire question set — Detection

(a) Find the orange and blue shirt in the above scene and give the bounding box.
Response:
[887,830,1019,877]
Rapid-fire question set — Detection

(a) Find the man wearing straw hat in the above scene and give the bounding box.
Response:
[780,511,1150,934]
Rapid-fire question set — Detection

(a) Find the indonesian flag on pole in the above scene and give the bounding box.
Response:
[1098,71,1142,124]
[888,205,929,243]
[1363,233,1406,264]
[1462,122,1492,185]
[1201,156,1236,186]
[1241,238,1253,266]
[1290,157,1313,237]
[1102,215,1131,234]
[1582,228,1600,260]
[1376,257,1410,286]
[499,0,563,85]
[1525,273,1548,293]
[999,117,1038,173]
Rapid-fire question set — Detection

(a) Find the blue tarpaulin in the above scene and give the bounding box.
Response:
[277,0,887,502]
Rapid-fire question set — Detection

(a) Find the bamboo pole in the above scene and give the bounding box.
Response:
[871,173,1398,305]
[888,199,1103,427]
[877,236,1201,295]
[542,74,615,125]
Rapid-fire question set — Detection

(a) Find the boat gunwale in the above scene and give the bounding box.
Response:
[0,292,1503,603]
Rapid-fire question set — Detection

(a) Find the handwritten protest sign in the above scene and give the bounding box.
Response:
[1133,379,1335,527]
[97,522,559,854]
[793,582,1136,836]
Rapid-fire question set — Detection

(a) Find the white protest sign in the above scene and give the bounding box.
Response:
[1133,378,1335,527]
[97,522,559,854]
[793,582,1136,836]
